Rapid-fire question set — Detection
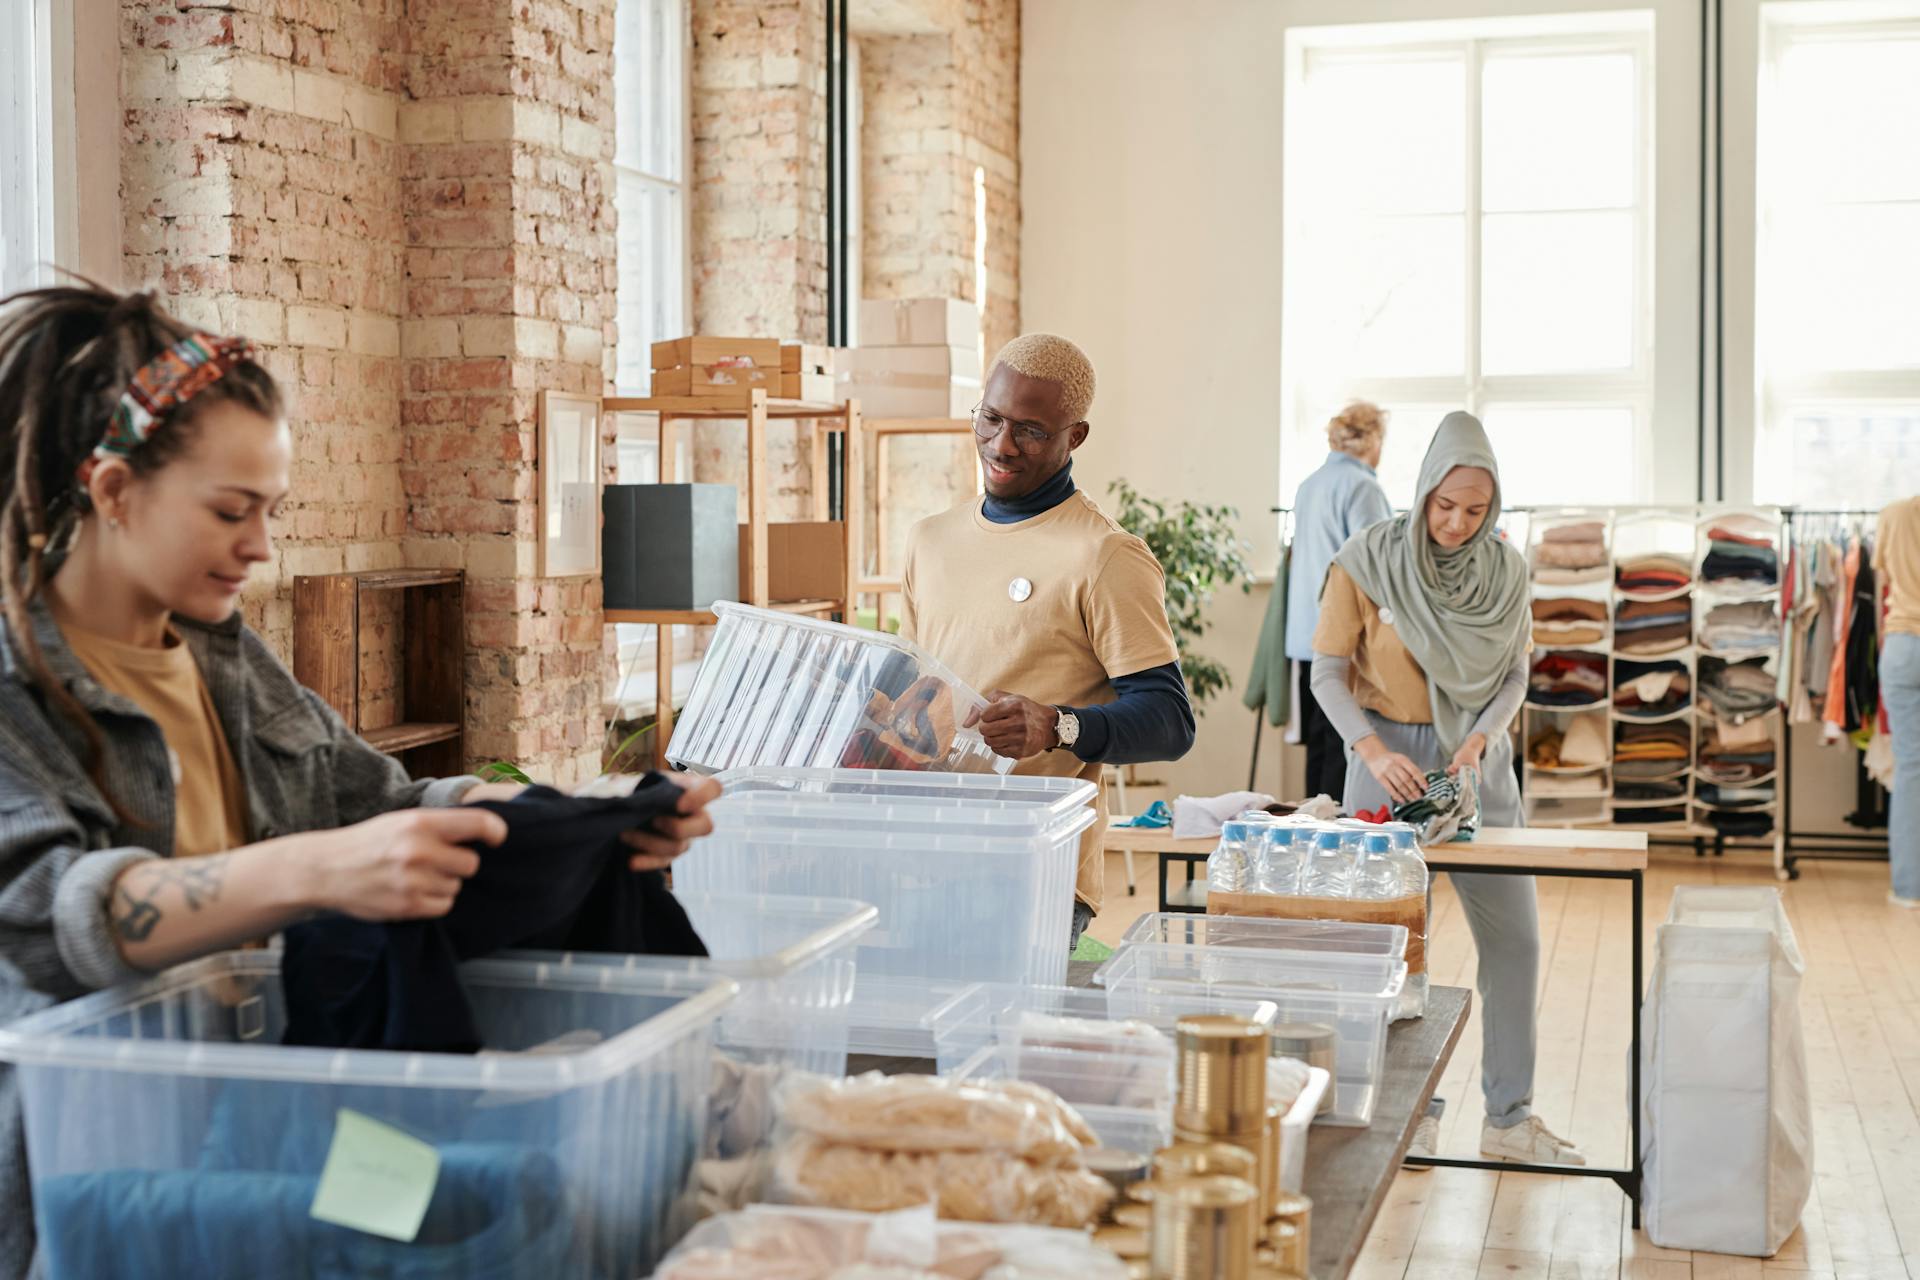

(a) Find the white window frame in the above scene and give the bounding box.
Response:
[1,0,67,296]
[1746,4,1920,506]
[1280,16,1658,507]
[612,0,692,395]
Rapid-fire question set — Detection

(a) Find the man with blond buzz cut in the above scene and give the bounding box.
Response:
[899,333,1195,950]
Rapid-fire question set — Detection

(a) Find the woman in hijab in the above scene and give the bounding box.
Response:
[1309,411,1584,1168]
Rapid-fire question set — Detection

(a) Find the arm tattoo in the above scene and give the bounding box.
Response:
[112,855,231,943]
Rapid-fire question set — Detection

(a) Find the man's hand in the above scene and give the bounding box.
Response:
[966,691,1062,761]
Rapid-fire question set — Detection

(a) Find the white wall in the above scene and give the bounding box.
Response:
[1022,0,1706,799]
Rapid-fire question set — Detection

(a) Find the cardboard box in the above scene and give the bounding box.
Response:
[780,344,833,374]
[740,521,846,602]
[857,298,979,348]
[840,343,982,382]
[650,336,780,372]
[602,484,740,611]
[837,379,980,420]
[780,371,837,402]
[652,362,779,397]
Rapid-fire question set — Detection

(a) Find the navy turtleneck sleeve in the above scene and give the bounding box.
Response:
[978,462,1195,765]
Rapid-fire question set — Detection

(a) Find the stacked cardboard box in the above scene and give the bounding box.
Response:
[780,344,836,403]
[650,337,781,398]
[840,299,982,419]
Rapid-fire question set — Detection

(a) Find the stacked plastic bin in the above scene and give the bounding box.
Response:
[668,602,1013,775]
[0,952,737,1278]
[673,767,1098,1057]
[1090,916,1408,1127]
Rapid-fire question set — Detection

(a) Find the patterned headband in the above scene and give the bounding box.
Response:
[96,332,256,460]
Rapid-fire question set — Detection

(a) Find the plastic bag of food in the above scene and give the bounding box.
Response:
[778,1072,1097,1165]
[774,1140,1114,1229]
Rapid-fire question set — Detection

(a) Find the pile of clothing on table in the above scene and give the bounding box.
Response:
[1531,596,1608,647]
[1698,656,1778,725]
[1698,599,1780,654]
[1612,659,1691,718]
[1531,521,1610,583]
[1616,553,1692,596]
[1701,521,1779,588]
[1393,768,1481,843]
[1614,597,1693,655]
[1528,651,1608,707]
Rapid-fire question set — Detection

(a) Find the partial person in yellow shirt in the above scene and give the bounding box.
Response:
[898,334,1195,951]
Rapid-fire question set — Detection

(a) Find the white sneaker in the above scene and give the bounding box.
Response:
[1481,1116,1586,1166]
[1890,893,1920,909]
[1403,1114,1439,1171]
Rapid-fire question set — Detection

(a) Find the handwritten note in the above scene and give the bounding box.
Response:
[308,1108,441,1242]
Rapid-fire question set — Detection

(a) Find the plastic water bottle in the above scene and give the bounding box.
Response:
[1207,820,1254,893]
[1384,823,1429,898]
[1299,829,1353,899]
[1253,823,1308,896]
[1382,821,1430,1020]
[1352,831,1400,899]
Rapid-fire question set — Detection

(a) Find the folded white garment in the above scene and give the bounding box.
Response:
[1172,790,1277,839]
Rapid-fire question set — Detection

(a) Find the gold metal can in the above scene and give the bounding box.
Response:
[1257,1104,1283,1237]
[1175,1016,1271,1137]
[1153,1141,1257,1183]
[1149,1175,1258,1280]
[1270,1192,1311,1275]
[1269,1023,1336,1117]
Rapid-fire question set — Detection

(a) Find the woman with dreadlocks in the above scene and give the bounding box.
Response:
[0,284,720,1273]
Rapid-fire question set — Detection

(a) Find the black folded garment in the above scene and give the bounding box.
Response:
[282,778,708,1054]
[1707,810,1775,837]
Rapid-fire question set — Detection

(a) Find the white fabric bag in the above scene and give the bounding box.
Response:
[1640,886,1812,1255]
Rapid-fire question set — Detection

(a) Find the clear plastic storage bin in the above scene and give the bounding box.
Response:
[506,891,875,1080]
[0,952,737,1280]
[1107,914,1409,966]
[668,602,1013,775]
[926,981,1279,1077]
[677,770,1099,1056]
[1096,945,1406,1127]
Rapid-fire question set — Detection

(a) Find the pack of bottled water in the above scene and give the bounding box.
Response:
[1206,813,1429,1019]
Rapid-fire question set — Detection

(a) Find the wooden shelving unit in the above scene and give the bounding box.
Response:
[292,568,465,778]
[853,416,981,613]
[600,387,864,765]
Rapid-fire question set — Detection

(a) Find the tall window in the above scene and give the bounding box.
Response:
[1281,16,1653,509]
[613,0,688,392]
[1,0,56,295]
[1753,8,1920,508]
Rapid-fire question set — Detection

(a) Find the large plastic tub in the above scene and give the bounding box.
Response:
[1106,914,1409,967]
[508,891,876,1079]
[667,602,1012,775]
[0,952,737,1279]
[926,981,1280,1077]
[1096,946,1406,1127]
[677,770,1099,1055]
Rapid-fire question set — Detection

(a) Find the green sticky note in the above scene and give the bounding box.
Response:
[308,1108,441,1242]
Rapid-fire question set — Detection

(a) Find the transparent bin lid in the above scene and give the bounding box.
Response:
[669,603,1014,776]
[502,891,878,981]
[1104,916,1409,979]
[715,767,1095,821]
[1094,945,1407,1003]
[927,982,1280,1076]
[704,806,1100,858]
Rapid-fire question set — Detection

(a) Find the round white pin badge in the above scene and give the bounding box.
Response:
[1379,606,1396,626]
[1009,577,1034,603]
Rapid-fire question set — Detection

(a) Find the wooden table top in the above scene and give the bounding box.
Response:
[1304,986,1471,1279]
[1104,823,1648,874]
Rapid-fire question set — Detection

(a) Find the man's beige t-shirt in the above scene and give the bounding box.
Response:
[55,613,250,858]
[1877,495,1920,638]
[899,491,1180,914]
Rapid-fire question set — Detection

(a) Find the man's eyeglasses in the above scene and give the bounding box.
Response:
[971,404,1069,454]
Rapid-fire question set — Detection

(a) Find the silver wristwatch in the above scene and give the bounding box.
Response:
[1054,707,1080,750]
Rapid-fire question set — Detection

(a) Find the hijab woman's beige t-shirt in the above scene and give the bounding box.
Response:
[1311,562,1434,725]
[899,491,1180,913]
[55,611,249,857]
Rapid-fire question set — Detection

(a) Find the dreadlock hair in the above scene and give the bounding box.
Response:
[0,283,283,819]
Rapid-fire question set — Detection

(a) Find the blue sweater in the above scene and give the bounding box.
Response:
[982,466,1196,766]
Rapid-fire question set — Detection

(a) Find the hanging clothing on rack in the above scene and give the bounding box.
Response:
[1823,539,1862,740]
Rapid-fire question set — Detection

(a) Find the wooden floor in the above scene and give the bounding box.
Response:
[1085,847,1920,1279]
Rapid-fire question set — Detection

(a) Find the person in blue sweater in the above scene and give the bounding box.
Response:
[898,333,1195,950]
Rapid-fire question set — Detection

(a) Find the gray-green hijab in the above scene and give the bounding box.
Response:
[1333,411,1529,755]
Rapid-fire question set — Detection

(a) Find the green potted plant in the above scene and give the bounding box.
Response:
[1108,479,1253,712]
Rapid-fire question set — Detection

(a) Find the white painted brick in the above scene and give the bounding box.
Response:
[514,102,562,149]
[173,50,238,103]
[460,97,517,142]
[401,318,461,360]
[460,316,515,358]
[348,312,401,358]
[398,100,459,145]
[342,84,399,141]
[122,49,178,103]
[400,537,467,570]
[226,298,287,344]
[292,69,346,124]
[465,537,535,579]
[280,545,347,578]
[560,115,603,160]
[287,305,347,350]
[562,324,601,365]
[515,318,559,360]
[231,54,294,114]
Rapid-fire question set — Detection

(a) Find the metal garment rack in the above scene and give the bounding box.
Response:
[1775,506,1891,878]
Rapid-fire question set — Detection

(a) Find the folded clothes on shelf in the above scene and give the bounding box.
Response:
[1704,809,1774,837]
[1698,656,1777,722]
[1701,524,1779,587]
[1533,565,1614,586]
[1616,778,1689,802]
[1699,600,1779,653]
[1613,659,1691,718]
[1615,721,1690,763]
[1696,781,1776,809]
[1616,553,1693,595]
[1534,524,1609,571]
[1614,596,1693,654]
[1613,804,1689,825]
[1529,651,1608,705]
[1527,712,1609,769]
[1614,757,1692,782]
[1531,597,1609,647]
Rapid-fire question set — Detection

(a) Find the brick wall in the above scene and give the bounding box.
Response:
[121,0,616,786]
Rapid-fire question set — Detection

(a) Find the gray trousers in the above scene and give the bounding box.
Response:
[1344,713,1538,1130]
